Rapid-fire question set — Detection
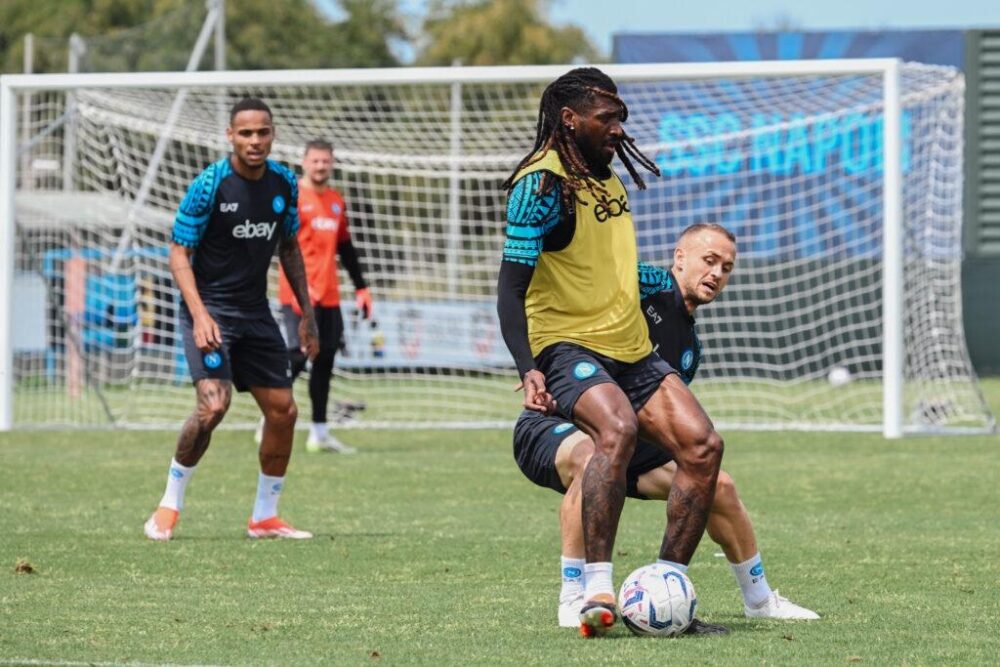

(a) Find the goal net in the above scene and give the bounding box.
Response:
[1,62,994,434]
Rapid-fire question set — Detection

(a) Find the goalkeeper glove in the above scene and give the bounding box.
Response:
[355,287,373,320]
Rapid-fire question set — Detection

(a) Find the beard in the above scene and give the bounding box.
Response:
[687,281,719,305]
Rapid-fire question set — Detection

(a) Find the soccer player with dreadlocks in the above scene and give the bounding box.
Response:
[496,68,725,637]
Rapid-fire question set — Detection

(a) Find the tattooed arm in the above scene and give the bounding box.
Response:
[169,243,220,352]
[278,234,319,360]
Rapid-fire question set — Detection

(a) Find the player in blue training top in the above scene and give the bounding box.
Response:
[144,97,320,541]
[513,224,819,630]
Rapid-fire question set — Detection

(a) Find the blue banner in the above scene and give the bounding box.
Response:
[614,30,965,69]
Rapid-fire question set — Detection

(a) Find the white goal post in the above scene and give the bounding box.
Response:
[0,60,994,436]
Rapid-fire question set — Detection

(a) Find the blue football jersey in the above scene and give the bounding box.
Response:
[638,266,701,385]
[171,158,300,318]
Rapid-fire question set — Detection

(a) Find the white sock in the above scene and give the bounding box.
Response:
[656,559,689,574]
[310,422,328,440]
[158,458,195,511]
[583,562,614,601]
[560,556,586,603]
[731,552,773,609]
[252,472,284,522]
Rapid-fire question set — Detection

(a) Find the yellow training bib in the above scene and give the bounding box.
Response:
[515,150,651,362]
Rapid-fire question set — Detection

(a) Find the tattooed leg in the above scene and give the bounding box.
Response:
[638,374,724,565]
[573,384,638,564]
[581,452,628,562]
[659,477,714,563]
[174,379,231,467]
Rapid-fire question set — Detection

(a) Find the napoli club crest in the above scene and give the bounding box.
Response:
[203,350,223,369]
[272,195,286,214]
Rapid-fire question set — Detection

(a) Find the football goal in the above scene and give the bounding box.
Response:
[0,61,994,435]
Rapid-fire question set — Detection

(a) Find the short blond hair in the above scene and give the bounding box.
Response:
[678,223,735,244]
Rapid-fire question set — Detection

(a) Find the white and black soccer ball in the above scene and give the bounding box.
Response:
[618,563,697,637]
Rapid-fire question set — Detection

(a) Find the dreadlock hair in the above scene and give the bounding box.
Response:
[503,67,660,211]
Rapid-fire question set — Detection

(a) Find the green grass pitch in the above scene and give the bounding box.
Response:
[2,381,999,665]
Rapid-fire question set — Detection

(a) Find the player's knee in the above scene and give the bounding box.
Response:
[197,394,230,429]
[567,442,594,484]
[714,470,737,506]
[265,399,298,429]
[680,428,724,475]
[595,414,637,461]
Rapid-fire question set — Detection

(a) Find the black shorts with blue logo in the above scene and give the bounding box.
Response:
[512,410,674,500]
[181,307,292,392]
[535,342,675,420]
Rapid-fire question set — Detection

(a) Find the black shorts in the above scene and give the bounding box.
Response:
[181,308,291,392]
[512,411,674,500]
[282,304,344,354]
[536,342,675,419]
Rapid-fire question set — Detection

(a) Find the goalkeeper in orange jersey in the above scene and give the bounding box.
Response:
[272,139,373,453]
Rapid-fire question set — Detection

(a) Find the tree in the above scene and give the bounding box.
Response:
[224,0,405,70]
[1,0,405,74]
[416,0,599,67]
[328,0,407,69]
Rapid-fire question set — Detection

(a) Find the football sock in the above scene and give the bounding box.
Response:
[583,562,614,601]
[158,458,195,511]
[731,552,772,608]
[560,556,586,602]
[310,422,328,441]
[252,472,285,522]
[656,559,689,574]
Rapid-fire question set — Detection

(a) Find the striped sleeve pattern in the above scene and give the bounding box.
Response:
[502,171,562,267]
[271,160,300,237]
[171,160,225,248]
[637,261,673,297]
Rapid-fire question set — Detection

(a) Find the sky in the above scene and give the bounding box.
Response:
[316,0,1000,60]
[547,0,1000,55]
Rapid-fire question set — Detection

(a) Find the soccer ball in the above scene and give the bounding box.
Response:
[827,366,852,387]
[618,563,697,637]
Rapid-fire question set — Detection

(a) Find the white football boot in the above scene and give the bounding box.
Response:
[558,593,584,628]
[745,590,820,620]
[305,430,357,454]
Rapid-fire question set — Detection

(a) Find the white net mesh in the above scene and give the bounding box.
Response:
[7,63,995,432]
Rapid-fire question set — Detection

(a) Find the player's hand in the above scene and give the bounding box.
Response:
[299,315,320,361]
[517,369,556,415]
[192,312,222,352]
[355,287,373,320]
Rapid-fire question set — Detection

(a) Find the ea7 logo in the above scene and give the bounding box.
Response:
[645,304,662,325]
[233,220,277,240]
[592,194,629,222]
[220,202,239,213]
